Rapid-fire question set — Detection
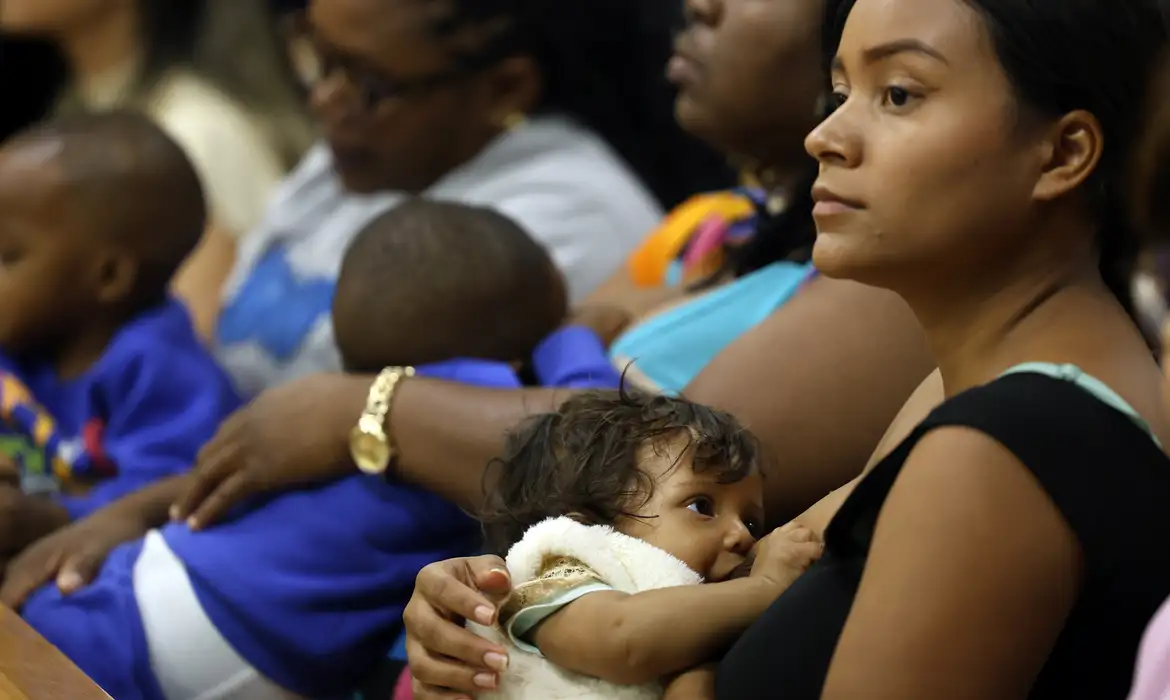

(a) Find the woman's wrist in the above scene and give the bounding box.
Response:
[332,372,381,473]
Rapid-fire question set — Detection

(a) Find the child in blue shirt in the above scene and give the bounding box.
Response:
[19,198,616,700]
[0,113,239,557]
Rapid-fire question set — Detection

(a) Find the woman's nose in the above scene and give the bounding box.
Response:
[805,106,860,168]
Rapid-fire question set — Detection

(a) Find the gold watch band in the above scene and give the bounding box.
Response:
[351,366,415,475]
[366,366,416,434]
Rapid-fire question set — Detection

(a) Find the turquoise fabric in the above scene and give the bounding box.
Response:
[610,261,814,395]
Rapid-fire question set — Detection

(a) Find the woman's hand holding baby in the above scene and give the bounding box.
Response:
[404,555,515,699]
[749,521,824,594]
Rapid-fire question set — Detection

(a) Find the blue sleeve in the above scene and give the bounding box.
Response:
[55,347,242,520]
[531,326,622,390]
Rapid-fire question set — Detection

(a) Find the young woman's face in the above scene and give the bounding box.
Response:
[0,0,118,34]
[671,0,825,167]
[804,0,1050,291]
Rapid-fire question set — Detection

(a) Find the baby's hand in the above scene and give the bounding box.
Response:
[749,521,823,592]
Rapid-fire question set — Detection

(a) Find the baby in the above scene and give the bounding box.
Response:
[471,390,822,699]
[0,112,239,550]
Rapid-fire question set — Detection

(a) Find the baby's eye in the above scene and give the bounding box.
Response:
[744,519,761,539]
[687,497,715,517]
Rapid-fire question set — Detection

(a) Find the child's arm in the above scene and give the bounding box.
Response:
[532,577,778,686]
[54,340,241,521]
[531,523,821,685]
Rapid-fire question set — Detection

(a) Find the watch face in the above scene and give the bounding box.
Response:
[351,430,390,474]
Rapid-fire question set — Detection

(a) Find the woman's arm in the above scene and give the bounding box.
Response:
[172,222,237,341]
[176,276,932,525]
[819,428,1080,700]
[685,276,933,523]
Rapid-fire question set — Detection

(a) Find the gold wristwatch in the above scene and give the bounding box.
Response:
[349,366,415,475]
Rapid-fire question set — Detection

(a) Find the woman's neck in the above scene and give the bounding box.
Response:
[57,5,141,86]
[899,214,1117,397]
[910,263,1133,398]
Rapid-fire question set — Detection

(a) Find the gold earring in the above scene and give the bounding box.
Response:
[501,112,527,130]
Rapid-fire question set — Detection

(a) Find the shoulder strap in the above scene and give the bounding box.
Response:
[828,373,1170,574]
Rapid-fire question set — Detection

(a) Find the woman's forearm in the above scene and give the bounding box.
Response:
[388,379,576,511]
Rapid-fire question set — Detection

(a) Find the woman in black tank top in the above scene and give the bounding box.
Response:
[716,0,1170,698]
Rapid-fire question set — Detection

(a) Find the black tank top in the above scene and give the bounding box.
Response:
[717,372,1170,699]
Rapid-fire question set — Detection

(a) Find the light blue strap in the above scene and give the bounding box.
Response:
[506,581,614,656]
[1000,362,1162,449]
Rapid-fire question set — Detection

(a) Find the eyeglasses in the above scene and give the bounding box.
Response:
[282,13,475,110]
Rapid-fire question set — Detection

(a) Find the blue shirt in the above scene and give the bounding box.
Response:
[0,299,241,518]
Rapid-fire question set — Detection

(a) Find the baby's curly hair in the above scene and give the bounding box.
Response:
[478,388,760,555]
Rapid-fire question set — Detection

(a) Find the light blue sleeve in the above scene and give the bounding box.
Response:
[505,581,615,656]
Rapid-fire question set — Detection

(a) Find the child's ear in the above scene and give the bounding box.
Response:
[93,252,138,304]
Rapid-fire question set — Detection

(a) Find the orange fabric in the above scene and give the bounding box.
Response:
[626,192,756,287]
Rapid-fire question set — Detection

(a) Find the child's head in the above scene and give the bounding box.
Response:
[332,198,568,371]
[0,112,204,360]
[481,389,764,582]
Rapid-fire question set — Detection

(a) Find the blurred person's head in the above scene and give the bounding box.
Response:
[332,198,567,372]
[289,0,729,208]
[0,112,204,374]
[662,0,832,282]
[805,0,1164,323]
[0,0,312,169]
[671,0,826,182]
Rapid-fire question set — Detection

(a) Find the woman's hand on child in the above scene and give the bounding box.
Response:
[172,373,369,529]
[749,521,823,594]
[404,555,514,698]
[0,500,143,608]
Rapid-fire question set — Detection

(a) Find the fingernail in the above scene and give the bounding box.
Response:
[490,567,510,577]
[168,505,180,521]
[57,571,82,591]
[473,672,497,689]
[186,517,200,530]
[484,652,509,672]
[474,605,495,625]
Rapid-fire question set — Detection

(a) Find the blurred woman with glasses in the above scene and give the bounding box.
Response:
[211,0,731,398]
[0,0,314,340]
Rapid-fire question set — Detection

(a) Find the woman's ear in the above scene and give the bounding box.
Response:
[1032,109,1103,202]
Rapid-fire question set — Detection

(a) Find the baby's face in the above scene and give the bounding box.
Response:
[618,436,765,581]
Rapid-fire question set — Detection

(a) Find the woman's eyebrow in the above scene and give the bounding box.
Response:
[831,38,950,72]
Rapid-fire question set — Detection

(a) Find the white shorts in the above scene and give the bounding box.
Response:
[133,531,308,700]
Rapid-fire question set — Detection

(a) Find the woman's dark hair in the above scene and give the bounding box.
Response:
[478,388,759,555]
[824,0,1167,324]
[1133,50,1170,242]
[425,0,735,211]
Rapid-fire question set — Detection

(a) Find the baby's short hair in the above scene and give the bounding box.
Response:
[478,388,760,554]
[12,111,205,307]
[332,198,568,371]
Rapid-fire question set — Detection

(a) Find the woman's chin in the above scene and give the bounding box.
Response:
[811,234,862,280]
